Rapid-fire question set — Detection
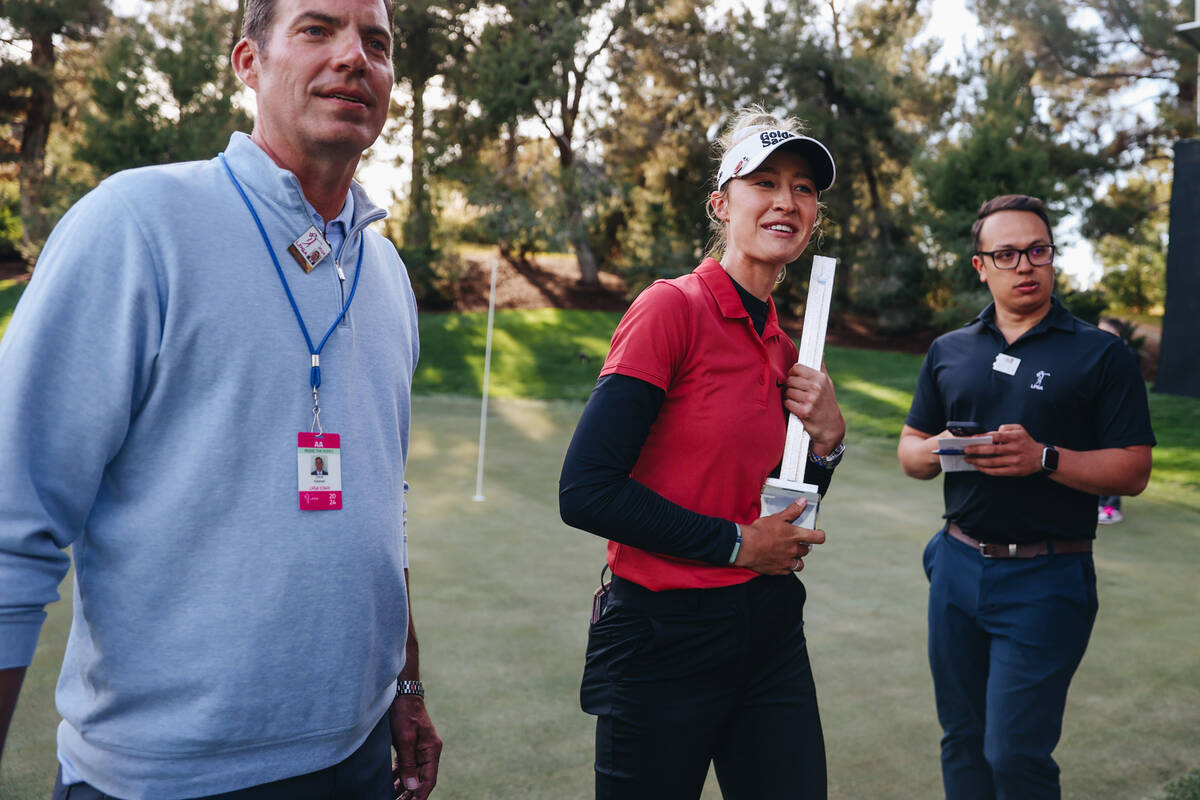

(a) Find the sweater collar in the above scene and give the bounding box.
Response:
[221,132,386,231]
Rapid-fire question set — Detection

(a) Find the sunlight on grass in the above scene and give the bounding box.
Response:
[3,291,1198,512]
[837,378,916,412]
[415,308,620,401]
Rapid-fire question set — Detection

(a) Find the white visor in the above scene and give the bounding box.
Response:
[716,127,836,192]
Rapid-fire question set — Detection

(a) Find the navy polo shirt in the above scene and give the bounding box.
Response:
[906,297,1155,542]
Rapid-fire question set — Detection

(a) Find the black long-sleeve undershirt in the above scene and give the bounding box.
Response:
[558,278,836,565]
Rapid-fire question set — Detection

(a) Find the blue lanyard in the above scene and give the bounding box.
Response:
[219,153,364,424]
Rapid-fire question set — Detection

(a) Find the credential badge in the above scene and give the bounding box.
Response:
[287,226,331,273]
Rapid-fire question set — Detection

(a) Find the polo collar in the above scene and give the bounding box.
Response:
[695,258,785,340]
[222,132,386,237]
[971,296,1076,340]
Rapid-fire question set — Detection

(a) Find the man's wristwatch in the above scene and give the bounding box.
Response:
[1041,445,1059,474]
[809,441,845,469]
[396,679,425,698]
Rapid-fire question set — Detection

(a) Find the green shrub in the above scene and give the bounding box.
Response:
[1057,281,1107,325]
[395,243,469,311]
[932,288,992,331]
[1164,768,1200,800]
[0,181,23,261]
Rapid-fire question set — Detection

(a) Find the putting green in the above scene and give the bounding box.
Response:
[3,395,1197,798]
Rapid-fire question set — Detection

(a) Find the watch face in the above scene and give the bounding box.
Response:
[1043,447,1058,472]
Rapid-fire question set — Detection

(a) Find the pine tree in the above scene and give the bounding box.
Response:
[0,0,107,261]
[391,0,475,251]
[73,0,250,176]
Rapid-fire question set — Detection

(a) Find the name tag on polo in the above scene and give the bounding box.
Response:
[992,353,1021,375]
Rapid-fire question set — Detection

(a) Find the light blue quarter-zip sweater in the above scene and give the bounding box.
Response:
[0,133,419,798]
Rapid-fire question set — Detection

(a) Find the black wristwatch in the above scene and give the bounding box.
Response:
[1041,445,1059,474]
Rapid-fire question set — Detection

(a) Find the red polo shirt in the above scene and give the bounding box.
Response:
[599,258,799,590]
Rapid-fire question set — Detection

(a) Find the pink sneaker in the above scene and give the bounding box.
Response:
[1098,505,1124,525]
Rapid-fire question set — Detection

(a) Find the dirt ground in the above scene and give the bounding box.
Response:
[446,251,629,313]
[0,259,27,282]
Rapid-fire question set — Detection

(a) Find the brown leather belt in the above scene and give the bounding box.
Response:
[947,522,1092,559]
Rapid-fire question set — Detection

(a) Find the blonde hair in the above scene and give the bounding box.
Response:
[705,105,825,259]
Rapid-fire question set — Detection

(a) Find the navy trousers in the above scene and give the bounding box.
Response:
[51,712,393,800]
[924,527,1098,800]
[581,573,826,800]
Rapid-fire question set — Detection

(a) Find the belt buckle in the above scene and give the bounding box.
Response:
[978,542,1018,558]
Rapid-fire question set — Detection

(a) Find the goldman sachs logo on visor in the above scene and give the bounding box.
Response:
[759,130,796,146]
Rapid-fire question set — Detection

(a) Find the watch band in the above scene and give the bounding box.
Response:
[396,679,425,698]
[809,441,845,469]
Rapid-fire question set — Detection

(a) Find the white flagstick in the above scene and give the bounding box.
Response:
[472,259,499,502]
[762,255,837,527]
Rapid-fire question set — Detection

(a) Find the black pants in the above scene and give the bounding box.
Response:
[581,573,826,800]
[51,713,393,800]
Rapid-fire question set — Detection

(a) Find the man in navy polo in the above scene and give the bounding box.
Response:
[898,194,1155,800]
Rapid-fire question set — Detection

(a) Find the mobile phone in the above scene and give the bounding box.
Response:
[947,421,984,436]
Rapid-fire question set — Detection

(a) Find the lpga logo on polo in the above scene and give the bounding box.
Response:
[759,130,796,147]
[1031,370,1051,390]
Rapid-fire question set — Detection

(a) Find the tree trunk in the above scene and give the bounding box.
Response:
[861,148,894,249]
[18,32,55,262]
[1177,57,1197,138]
[403,76,432,249]
[558,152,599,285]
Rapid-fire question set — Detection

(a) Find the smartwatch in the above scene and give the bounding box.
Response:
[1041,445,1059,474]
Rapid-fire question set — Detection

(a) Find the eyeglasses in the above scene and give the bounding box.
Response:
[975,244,1056,270]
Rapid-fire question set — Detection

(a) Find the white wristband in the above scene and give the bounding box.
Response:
[728,524,743,565]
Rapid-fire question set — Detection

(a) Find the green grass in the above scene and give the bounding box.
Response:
[0,278,23,337]
[413,311,1200,511]
[415,308,622,401]
[1142,391,1200,510]
[5,280,1197,512]
[5,397,1197,799]
[2,297,1199,798]
[1107,309,1163,328]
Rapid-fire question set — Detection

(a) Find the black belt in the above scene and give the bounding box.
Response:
[609,574,780,614]
[946,522,1093,559]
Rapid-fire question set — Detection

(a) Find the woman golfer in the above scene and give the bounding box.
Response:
[559,107,846,799]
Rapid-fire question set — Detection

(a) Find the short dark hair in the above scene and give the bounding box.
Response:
[241,0,395,49]
[971,194,1054,251]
